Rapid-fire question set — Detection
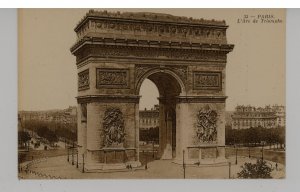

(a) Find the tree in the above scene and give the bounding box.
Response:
[225,125,286,148]
[278,126,285,149]
[36,126,58,145]
[18,131,31,144]
[46,130,59,144]
[225,125,234,145]
[54,127,77,141]
[24,119,77,141]
[237,159,272,179]
[139,127,159,143]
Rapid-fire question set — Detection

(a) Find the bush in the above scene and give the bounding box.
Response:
[237,159,272,179]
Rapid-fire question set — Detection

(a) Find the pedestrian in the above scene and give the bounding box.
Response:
[275,162,278,171]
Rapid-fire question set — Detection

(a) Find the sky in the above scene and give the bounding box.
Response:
[18,9,285,111]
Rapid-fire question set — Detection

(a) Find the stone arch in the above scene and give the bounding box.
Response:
[72,10,234,170]
[135,67,187,96]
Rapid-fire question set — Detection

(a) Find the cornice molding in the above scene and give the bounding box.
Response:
[176,96,227,103]
[71,37,234,54]
[77,95,141,104]
[71,39,233,65]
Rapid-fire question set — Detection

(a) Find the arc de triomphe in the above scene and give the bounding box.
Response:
[71,10,234,171]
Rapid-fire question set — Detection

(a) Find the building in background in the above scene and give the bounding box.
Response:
[19,104,162,131]
[19,106,77,126]
[272,105,285,127]
[139,105,159,130]
[139,105,160,144]
[231,105,285,129]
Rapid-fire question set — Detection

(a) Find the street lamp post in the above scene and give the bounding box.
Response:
[183,150,186,179]
[261,143,264,161]
[235,145,238,165]
[72,148,74,165]
[82,154,85,173]
[228,162,231,179]
[67,148,69,162]
[76,151,78,168]
[145,152,148,170]
[18,157,20,173]
[152,140,155,159]
[248,147,251,158]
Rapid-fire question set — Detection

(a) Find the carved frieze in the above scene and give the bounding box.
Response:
[172,66,187,81]
[194,107,218,144]
[96,68,129,89]
[78,69,90,91]
[75,11,227,45]
[75,45,227,64]
[135,65,156,81]
[193,71,222,90]
[87,20,226,43]
[82,10,226,25]
[102,108,125,147]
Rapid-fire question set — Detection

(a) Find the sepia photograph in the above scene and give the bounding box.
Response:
[18,8,285,179]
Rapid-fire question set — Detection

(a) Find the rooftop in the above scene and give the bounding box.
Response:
[75,9,227,31]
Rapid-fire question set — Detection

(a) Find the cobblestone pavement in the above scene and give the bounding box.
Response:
[19,155,285,179]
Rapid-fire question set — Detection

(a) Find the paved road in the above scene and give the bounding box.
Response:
[225,147,285,165]
[19,155,285,179]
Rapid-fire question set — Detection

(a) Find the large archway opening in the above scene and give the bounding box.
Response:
[139,79,159,164]
[138,71,184,160]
